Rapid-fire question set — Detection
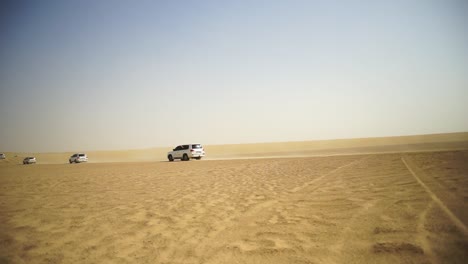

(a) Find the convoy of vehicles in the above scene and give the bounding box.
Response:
[4,144,206,164]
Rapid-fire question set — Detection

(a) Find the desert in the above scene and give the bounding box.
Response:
[0,133,467,263]
[2,1,467,263]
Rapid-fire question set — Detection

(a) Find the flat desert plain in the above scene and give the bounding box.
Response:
[1,139,468,263]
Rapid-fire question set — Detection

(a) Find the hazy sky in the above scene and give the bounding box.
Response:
[1,0,467,152]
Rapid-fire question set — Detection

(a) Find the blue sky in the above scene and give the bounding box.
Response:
[1,0,467,152]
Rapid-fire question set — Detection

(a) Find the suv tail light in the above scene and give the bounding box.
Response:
[190,149,194,152]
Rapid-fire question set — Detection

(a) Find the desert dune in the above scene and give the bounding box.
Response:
[2,132,468,164]
[0,133,467,263]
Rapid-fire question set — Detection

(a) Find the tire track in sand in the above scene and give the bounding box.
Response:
[402,156,468,236]
[198,156,367,262]
[232,156,367,225]
[289,157,367,193]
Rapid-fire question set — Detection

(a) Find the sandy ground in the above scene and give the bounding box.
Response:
[0,146,467,263]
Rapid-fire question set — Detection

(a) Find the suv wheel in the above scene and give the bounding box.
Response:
[168,155,174,162]
[69,160,73,164]
[182,154,189,161]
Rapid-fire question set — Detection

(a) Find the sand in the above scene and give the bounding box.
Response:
[1,134,468,263]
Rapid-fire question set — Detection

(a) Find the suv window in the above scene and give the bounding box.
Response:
[174,146,182,151]
[192,144,202,149]
[72,154,77,157]
[182,145,189,150]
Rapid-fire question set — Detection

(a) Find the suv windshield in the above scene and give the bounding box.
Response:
[79,154,85,157]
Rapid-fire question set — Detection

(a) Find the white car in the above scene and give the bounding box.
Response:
[167,144,205,162]
[23,157,36,164]
[0,153,5,159]
[69,153,88,163]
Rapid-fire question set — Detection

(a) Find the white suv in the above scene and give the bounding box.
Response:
[23,157,36,164]
[69,153,88,163]
[168,144,205,161]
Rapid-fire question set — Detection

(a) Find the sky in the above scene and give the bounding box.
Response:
[1,0,467,152]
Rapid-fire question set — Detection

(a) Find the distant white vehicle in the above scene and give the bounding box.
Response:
[0,153,5,159]
[69,153,88,163]
[167,144,205,162]
[23,157,36,164]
